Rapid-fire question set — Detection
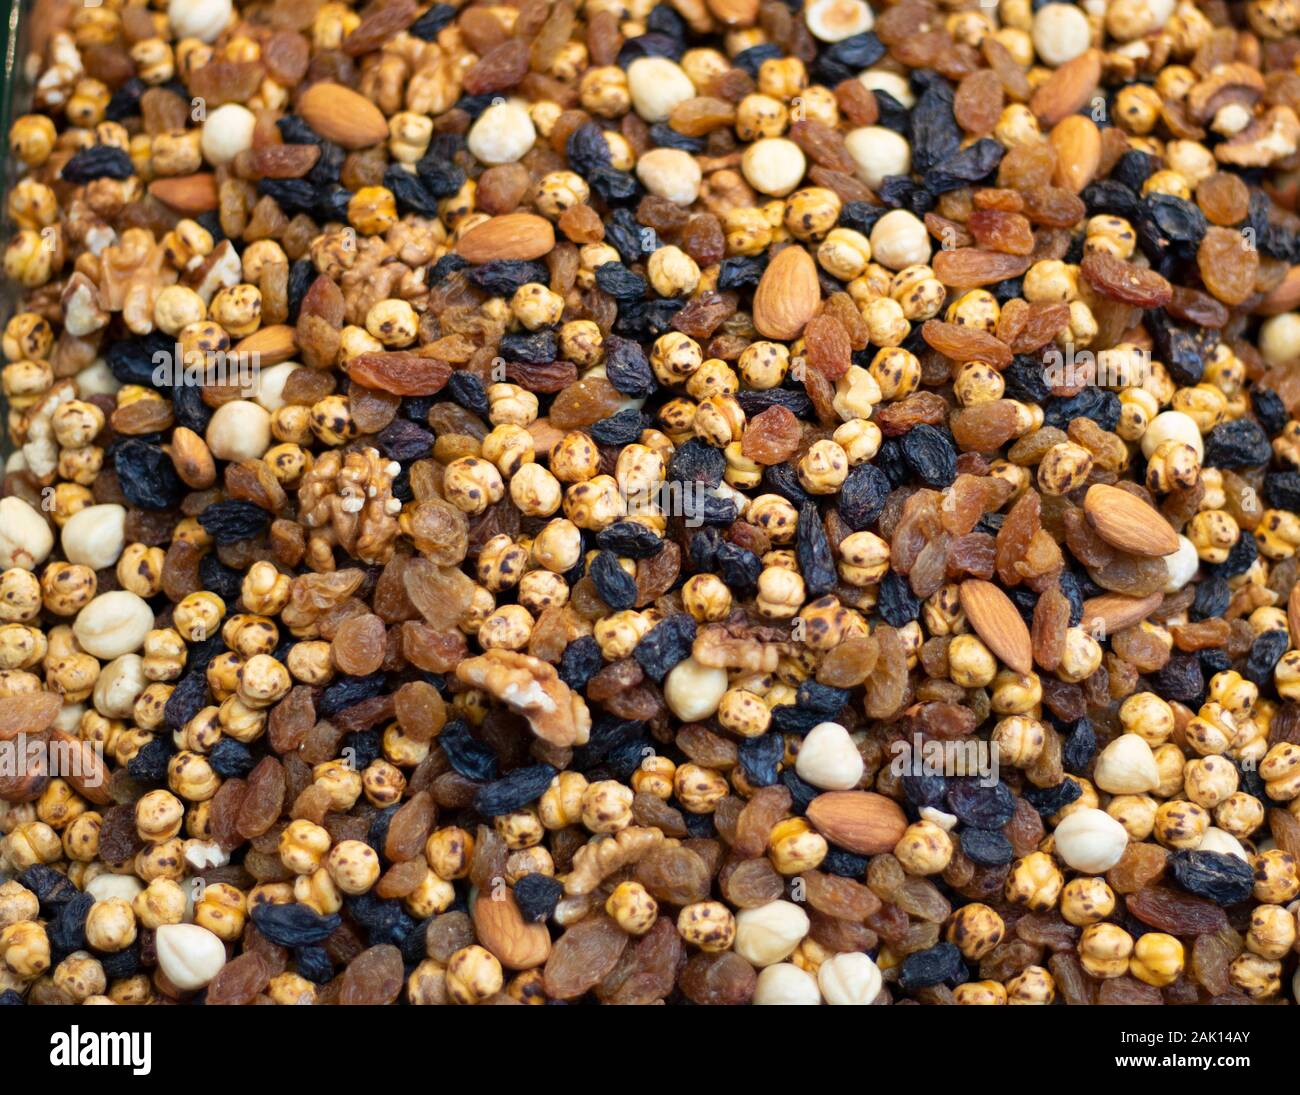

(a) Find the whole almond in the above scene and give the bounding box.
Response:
[166,427,216,489]
[1050,115,1101,193]
[455,213,557,263]
[148,173,218,213]
[706,0,759,25]
[1290,583,1300,650]
[49,727,111,806]
[806,791,908,854]
[235,324,297,366]
[473,889,551,970]
[1084,484,1180,557]
[298,82,389,149]
[1081,590,1164,637]
[1031,49,1102,126]
[752,245,820,340]
[959,579,1033,675]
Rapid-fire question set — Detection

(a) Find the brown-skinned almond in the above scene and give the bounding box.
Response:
[1031,49,1101,126]
[959,579,1033,676]
[1084,484,1180,557]
[148,173,218,213]
[298,82,389,149]
[455,213,556,263]
[1081,590,1164,636]
[752,245,820,340]
[473,889,551,970]
[806,791,908,854]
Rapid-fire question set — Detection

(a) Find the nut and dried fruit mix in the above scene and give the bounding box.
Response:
[6,0,1300,1009]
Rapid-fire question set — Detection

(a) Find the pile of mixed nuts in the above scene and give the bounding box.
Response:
[4,0,1300,1006]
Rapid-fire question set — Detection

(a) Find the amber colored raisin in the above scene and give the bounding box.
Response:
[954,68,1004,135]
[672,290,735,339]
[822,292,869,350]
[1031,583,1070,671]
[1197,225,1259,306]
[205,952,270,1005]
[834,78,878,126]
[549,376,623,428]
[741,405,802,465]
[720,857,786,908]
[1106,842,1168,894]
[803,313,852,379]
[949,400,1020,451]
[234,757,285,840]
[733,785,792,858]
[634,540,680,607]
[1020,186,1086,228]
[996,488,1040,587]
[331,613,386,676]
[1080,251,1173,306]
[965,209,1034,256]
[338,944,405,1004]
[558,203,604,243]
[1196,172,1250,226]
[921,319,1012,366]
[384,790,435,862]
[932,248,1032,288]
[1127,886,1228,935]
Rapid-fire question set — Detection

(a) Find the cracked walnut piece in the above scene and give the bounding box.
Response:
[296,447,401,569]
[565,826,666,896]
[456,650,591,748]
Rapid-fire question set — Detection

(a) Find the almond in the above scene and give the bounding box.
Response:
[959,578,1033,675]
[472,889,551,970]
[148,173,218,213]
[1050,115,1101,193]
[806,791,908,854]
[298,82,389,149]
[455,213,557,263]
[49,727,111,806]
[1031,49,1101,126]
[706,0,759,25]
[752,245,820,340]
[1081,590,1164,637]
[1084,484,1180,557]
[1289,583,1300,650]
[235,324,297,366]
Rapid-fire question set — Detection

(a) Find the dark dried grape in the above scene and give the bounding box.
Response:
[738,732,784,787]
[1203,418,1271,469]
[514,872,564,922]
[838,463,890,530]
[198,500,271,543]
[946,779,1016,828]
[62,145,135,182]
[251,903,342,946]
[1168,851,1255,906]
[473,764,558,817]
[439,720,498,781]
[559,635,603,691]
[114,440,184,509]
[960,828,1014,867]
[603,335,656,398]
[898,942,967,991]
[796,501,836,597]
[590,550,639,611]
[1245,628,1289,688]
[634,613,696,682]
[876,570,921,628]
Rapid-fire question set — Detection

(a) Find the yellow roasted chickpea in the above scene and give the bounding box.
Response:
[947,903,1005,959]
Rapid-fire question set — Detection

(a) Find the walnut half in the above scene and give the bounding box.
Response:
[456,650,591,748]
